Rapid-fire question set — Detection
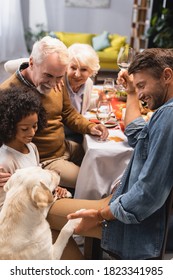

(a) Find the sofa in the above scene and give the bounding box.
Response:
[52,31,128,71]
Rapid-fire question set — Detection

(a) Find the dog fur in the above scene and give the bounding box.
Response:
[0,166,82,260]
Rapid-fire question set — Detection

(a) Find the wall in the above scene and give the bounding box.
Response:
[29,0,134,43]
[29,0,48,30]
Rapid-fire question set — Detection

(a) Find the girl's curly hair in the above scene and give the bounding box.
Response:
[0,85,47,144]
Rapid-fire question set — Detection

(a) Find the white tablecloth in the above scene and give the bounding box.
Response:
[74,129,133,200]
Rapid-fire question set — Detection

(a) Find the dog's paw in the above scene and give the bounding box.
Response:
[62,209,86,234]
[62,219,81,236]
[65,191,72,198]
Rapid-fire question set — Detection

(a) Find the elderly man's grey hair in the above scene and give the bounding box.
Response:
[31,36,69,65]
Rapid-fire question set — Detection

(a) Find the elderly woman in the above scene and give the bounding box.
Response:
[64,43,100,142]
[66,43,100,114]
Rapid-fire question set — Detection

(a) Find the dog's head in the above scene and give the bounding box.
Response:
[3,166,60,209]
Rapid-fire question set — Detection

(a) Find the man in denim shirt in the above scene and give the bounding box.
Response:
[64,48,173,259]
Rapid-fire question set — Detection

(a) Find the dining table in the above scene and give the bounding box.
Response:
[74,85,133,200]
[74,126,133,200]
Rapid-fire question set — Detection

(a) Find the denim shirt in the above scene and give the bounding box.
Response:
[101,98,173,259]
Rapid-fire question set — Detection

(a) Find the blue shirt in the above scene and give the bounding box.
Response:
[101,98,173,259]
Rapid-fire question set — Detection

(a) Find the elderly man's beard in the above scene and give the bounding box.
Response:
[36,85,52,95]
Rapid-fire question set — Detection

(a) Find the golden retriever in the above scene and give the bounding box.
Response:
[0,166,82,259]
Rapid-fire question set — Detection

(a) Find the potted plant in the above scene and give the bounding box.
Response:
[147,7,173,48]
[24,24,47,53]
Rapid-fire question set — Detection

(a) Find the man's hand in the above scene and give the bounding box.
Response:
[67,206,115,234]
[90,124,109,141]
[116,69,135,95]
[0,167,11,187]
[67,209,101,234]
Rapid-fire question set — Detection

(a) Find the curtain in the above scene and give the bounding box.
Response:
[0,0,28,63]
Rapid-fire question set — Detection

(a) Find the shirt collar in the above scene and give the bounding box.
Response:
[65,73,85,97]
[16,62,39,92]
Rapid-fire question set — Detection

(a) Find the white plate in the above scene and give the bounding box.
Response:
[105,122,119,128]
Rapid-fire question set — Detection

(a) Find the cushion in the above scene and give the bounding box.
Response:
[54,32,94,47]
[97,50,118,62]
[92,31,110,51]
[109,34,127,51]
[103,47,117,52]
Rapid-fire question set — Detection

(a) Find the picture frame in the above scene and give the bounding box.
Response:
[65,0,110,9]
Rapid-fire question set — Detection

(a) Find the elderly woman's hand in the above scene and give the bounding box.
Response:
[89,124,109,141]
[54,79,64,92]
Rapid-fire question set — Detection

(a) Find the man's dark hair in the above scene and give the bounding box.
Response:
[128,48,173,79]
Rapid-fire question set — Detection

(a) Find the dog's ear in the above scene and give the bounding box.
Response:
[3,180,11,192]
[3,175,15,192]
[3,170,24,192]
[31,182,54,208]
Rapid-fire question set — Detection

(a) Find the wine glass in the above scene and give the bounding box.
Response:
[103,78,115,100]
[96,100,112,125]
[117,46,134,91]
[96,100,112,142]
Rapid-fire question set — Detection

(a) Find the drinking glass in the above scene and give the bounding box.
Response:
[103,78,115,100]
[96,100,112,126]
[117,46,134,91]
[96,100,112,141]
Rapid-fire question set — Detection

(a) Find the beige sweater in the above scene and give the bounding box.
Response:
[0,73,95,162]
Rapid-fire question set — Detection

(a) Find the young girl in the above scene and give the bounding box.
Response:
[0,86,68,209]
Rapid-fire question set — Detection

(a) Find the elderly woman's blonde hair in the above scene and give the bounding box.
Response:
[31,36,69,65]
[68,43,100,77]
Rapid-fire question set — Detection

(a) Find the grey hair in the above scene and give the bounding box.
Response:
[30,36,69,65]
[68,43,100,76]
